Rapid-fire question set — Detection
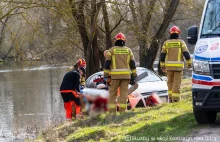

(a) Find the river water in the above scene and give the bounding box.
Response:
[0,61,192,141]
[0,61,69,141]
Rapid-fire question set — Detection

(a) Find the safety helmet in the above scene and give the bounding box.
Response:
[114,33,126,42]
[170,26,180,35]
[77,58,86,68]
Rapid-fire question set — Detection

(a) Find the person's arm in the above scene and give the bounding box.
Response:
[181,40,192,68]
[160,42,167,70]
[104,50,111,78]
[74,73,80,92]
[129,49,137,77]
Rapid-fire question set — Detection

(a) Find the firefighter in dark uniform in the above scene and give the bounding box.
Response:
[60,66,86,120]
[160,26,192,102]
[67,58,87,86]
[104,33,137,113]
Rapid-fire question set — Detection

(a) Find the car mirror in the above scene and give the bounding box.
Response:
[187,26,198,45]
[161,76,167,81]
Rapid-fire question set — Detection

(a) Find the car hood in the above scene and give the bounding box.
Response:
[134,81,167,94]
[194,38,220,61]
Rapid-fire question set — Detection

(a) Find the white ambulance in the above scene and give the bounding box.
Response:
[187,0,220,124]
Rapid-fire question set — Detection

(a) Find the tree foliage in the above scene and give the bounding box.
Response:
[0,0,205,76]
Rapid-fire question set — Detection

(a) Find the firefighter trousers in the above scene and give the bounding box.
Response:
[109,79,129,113]
[167,71,183,102]
[60,90,81,119]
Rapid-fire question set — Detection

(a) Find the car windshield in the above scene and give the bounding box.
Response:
[201,0,220,37]
[137,68,161,83]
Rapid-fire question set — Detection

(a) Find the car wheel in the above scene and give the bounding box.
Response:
[193,108,217,124]
[207,111,217,123]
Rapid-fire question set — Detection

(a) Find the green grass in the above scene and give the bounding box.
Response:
[38,78,200,142]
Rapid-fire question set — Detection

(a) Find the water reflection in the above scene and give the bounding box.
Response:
[0,62,68,141]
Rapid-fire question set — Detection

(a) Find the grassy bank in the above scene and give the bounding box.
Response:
[38,78,199,142]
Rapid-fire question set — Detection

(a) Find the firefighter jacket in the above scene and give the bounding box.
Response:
[60,70,80,92]
[66,67,85,86]
[104,46,137,79]
[160,39,192,71]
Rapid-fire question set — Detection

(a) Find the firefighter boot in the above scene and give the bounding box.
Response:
[119,104,127,113]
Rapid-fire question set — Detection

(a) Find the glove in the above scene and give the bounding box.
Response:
[104,76,111,86]
[187,63,192,68]
[104,77,108,82]
[160,62,166,72]
[129,75,136,85]
[186,60,192,68]
[79,86,84,94]
[161,66,166,72]
[80,85,84,90]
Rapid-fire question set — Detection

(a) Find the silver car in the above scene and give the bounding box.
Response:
[86,67,168,108]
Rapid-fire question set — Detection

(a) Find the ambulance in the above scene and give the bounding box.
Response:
[187,0,220,124]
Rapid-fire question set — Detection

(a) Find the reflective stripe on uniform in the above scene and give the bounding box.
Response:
[60,90,79,98]
[113,49,129,54]
[111,68,131,75]
[165,60,184,67]
[111,71,131,75]
[166,49,168,60]
[127,55,130,69]
[165,42,180,48]
[165,61,184,67]
[166,64,184,67]
[111,69,131,72]
[112,55,116,69]
[178,48,181,61]
[168,90,172,94]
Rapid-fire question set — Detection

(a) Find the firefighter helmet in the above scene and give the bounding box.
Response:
[170,26,180,35]
[114,33,126,42]
[77,58,86,68]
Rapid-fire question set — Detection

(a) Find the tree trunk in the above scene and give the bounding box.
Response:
[145,0,180,70]
[69,0,89,55]
[85,0,102,76]
[102,0,112,49]
[69,0,102,76]
[129,0,156,67]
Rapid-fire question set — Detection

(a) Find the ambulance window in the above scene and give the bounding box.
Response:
[201,0,220,36]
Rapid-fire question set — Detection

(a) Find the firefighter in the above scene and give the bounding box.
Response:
[74,58,86,86]
[68,58,87,86]
[104,33,137,113]
[60,66,86,120]
[104,50,109,58]
[160,26,192,103]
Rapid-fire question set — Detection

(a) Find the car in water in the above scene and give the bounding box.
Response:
[85,67,168,108]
